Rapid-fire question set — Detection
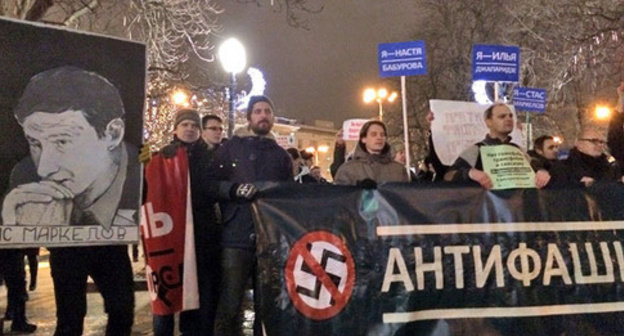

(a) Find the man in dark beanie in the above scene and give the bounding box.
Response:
[208,95,292,336]
[245,95,274,122]
[174,109,202,130]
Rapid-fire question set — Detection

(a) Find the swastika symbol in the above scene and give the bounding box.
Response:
[285,231,355,320]
[295,243,347,306]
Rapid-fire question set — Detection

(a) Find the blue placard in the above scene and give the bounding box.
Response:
[378,41,427,77]
[513,87,546,113]
[472,44,519,82]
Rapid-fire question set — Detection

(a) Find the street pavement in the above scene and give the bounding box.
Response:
[0,249,153,335]
[0,249,254,335]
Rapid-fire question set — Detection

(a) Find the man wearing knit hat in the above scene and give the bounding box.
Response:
[208,95,292,336]
[151,108,222,335]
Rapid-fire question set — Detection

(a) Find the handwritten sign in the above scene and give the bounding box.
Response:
[429,100,524,166]
[480,145,536,189]
[342,119,369,141]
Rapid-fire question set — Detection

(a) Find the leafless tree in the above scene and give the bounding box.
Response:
[393,0,624,163]
[234,0,323,30]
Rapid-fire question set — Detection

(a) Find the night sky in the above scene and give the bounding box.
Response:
[218,1,417,127]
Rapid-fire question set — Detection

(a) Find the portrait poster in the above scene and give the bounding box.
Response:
[480,145,536,189]
[429,100,524,166]
[0,17,145,247]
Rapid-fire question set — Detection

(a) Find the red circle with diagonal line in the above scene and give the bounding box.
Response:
[285,231,355,320]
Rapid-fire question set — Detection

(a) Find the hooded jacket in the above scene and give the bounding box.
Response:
[334,142,408,185]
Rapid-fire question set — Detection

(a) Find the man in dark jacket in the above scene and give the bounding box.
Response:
[150,109,221,336]
[210,95,292,336]
[528,135,559,172]
[444,103,551,189]
[551,127,623,187]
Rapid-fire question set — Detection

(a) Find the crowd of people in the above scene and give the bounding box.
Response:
[2,75,624,335]
[140,87,624,336]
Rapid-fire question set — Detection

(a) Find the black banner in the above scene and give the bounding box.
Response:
[253,182,624,335]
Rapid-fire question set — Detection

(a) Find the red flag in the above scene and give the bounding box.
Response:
[140,147,199,315]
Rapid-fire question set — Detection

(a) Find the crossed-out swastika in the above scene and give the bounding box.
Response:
[285,231,355,320]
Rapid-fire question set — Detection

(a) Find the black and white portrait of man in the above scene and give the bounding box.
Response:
[0,18,144,247]
[2,66,139,229]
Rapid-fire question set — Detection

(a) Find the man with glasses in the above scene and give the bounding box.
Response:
[202,115,224,150]
[551,127,623,187]
[528,135,560,172]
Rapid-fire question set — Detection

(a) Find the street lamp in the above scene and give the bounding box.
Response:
[218,37,247,137]
[363,87,398,121]
[594,105,611,120]
[171,89,189,107]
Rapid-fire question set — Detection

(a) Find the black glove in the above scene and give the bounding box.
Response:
[161,143,180,159]
[230,183,258,201]
[356,178,377,189]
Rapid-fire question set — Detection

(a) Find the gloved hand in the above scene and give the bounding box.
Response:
[356,178,377,189]
[160,143,179,159]
[139,143,152,163]
[230,183,258,201]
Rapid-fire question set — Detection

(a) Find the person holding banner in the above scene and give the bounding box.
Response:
[444,103,551,189]
[550,127,623,188]
[2,66,136,336]
[334,120,409,185]
[146,108,221,336]
[209,95,292,336]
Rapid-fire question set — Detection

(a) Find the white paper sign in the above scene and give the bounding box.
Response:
[342,119,369,141]
[275,135,296,149]
[429,100,524,166]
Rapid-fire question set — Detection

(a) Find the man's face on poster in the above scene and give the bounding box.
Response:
[22,109,120,197]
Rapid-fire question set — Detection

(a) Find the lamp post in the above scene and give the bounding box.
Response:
[363,87,398,121]
[218,38,247,137]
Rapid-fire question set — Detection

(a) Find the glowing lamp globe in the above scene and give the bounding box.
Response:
[219,38,247,74]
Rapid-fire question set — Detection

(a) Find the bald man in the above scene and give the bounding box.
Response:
[551,128,623,187]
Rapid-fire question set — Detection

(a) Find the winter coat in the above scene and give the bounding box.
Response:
[527,150,556,172]
[159,138,221,250]
[334,143,408,185]
[549,147,622,188]
[206,127,293,249]
[424,132,449,182]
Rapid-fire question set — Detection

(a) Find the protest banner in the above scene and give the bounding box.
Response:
[253,182,624,335]
[141,147,199,315]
